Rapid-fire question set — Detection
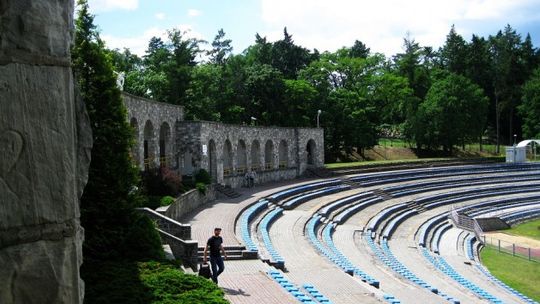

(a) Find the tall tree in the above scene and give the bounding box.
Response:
[207,28,233,65]
[72,0,162,261]
[440,25,469,75]
[412,72,488,152]
[519,68,540,138]
[489,25,524,151]
[349,40,370,58]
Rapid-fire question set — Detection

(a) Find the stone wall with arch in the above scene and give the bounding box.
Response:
[123,93,324,187]
[123,92,183,170]
[175,121,324,188]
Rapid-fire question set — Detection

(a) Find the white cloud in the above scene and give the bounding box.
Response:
[188,9,202,17]
[101,25,206,57]
[88,0,138,12]
[155,12,166,20]
[259,0,540,56]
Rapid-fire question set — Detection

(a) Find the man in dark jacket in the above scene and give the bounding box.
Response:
[203,227,227,284]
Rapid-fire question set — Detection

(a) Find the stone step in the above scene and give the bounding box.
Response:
[215,184,242,198]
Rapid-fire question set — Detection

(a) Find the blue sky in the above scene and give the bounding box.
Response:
[88,0,540,58]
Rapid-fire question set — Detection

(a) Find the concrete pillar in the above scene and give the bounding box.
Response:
[0,1,91,303]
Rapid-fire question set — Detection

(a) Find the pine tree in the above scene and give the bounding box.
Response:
[72,0,162,261]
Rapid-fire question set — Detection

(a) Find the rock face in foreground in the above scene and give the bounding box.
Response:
[0,1,91,303]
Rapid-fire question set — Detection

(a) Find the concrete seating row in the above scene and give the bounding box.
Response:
[365,236,460,303]
[388,173,540,198]
[267,179,341,202]
[421,248,502,304]
[474,264,538,304]
[259,207,285,268]
[417,214,450,247]
[500,208,540,226]
[305,216,379,287]
[282,185,351,209]
[302,284,334,304]
[317,191,374,218]
[332,197,382,224]
[380,209,418,239]
[239,199,270,252]
[267,270,330,303]
[351,163,540,187]
[430,222,453,254]
[366,203,408,233]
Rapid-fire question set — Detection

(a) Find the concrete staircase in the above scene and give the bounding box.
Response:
[215,184,241,198]
[406,200,427,213]
[197,245,257,262]
[372,188,393,200]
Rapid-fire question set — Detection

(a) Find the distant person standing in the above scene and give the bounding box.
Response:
[203,227,227,284]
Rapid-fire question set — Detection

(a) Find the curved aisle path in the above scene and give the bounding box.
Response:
[218,260,298,304]
[333,224,445,304]
[270,209,382,304]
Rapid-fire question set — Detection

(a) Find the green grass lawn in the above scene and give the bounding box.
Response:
[505,219,540,241]
[325,158,454,169]
[480,246,540,302]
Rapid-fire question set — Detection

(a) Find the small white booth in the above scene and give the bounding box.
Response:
[506,139,540,163]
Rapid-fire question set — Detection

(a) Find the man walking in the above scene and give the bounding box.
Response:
[203,227,227,284]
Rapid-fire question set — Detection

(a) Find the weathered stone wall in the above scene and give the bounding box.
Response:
[177,121,323,187]
[0,1,91,303]
[165,185,216,221]
[123,92,183,169]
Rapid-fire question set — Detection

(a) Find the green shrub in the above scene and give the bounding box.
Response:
[194,169,211,185]
[83,260,229,304]
[196,182,207,195]
[160,196,176,207]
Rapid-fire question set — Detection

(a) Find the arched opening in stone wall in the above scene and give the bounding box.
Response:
[265,140,274,170]
[159,122,171,167]
[181,151,194,175]
[130,117,140,166]
[223,139,233,176]
[143,120,155,169]
[236,140,247,174]
[279,140,288,169]
[306,139,317,166]
[208,139,217,180]
[251,140,261,171]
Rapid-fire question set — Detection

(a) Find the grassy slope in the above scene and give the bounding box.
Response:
[505,219,540,241]
[480,246,540,302]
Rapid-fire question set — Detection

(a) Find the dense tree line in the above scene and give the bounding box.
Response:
[108,25,540,162]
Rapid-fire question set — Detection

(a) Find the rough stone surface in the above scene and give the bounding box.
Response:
[123,92,183,169]
[0,1,90,303]
[165,185,216,221]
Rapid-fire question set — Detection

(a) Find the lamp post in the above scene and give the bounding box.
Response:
[317,109,322,128]
[513,134,517,163]
[251,116,257,126]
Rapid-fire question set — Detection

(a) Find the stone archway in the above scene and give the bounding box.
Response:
[143,120,155,169]
[223,140,233,176]
[208,139,217,180]
[306,139,317,166]
[251,140,261,171]
[159,122,171,167]
[279,140,288,169]
[237,139,247,174]
[265,140,274,170]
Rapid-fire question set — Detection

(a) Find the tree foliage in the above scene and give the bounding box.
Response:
[104,21,540,159]
[72,0,163,261]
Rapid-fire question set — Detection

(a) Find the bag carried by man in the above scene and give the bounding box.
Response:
[198,263,212,279]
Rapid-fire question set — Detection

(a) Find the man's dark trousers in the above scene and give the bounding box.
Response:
[210,255,224,283]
